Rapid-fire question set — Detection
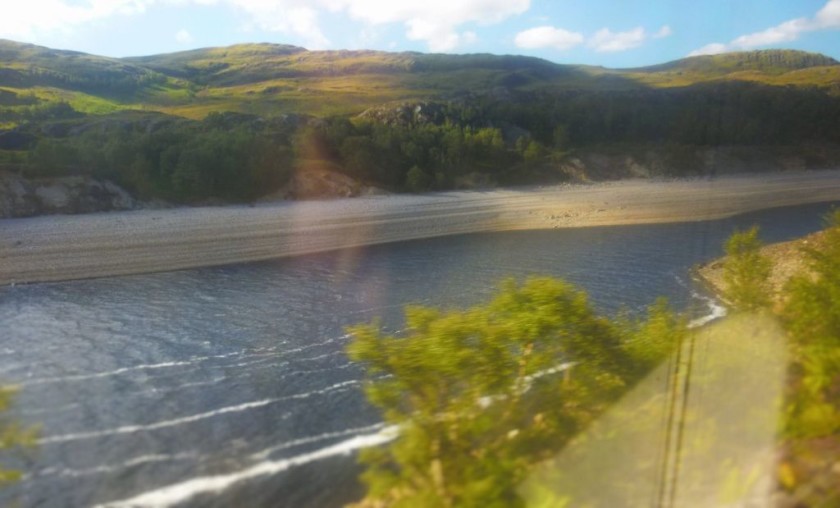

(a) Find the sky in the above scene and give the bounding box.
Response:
[1,0,839,68]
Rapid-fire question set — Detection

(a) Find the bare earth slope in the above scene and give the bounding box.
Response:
[3,170,840,285]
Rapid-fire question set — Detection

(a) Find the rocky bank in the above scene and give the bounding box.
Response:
[0,171,136,218]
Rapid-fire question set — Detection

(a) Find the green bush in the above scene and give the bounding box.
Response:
[722,226,772,311]
[782,211,840,438]
[347,277,683,507]
[0,387,38,487]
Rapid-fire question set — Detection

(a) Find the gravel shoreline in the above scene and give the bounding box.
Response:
[3,170,840,285]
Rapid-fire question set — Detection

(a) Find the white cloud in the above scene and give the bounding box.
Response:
[816,0,840,27]
[0,0,153,38]
[219,1,330,49]
[730,17,811,47]
[215,0,528,51]
[462,31,478,46]
[588,27,646,52]
[175,29,194,44]
[330,0,529,26]
[688,0,840,56]
[0,0,526,52]
[653,24,672,39]
[329,0,530,51]
[516,23,670,54]
[514,26,584,51]
[687,43,727,57]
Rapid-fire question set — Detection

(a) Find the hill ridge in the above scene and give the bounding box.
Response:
[629,49,839,74]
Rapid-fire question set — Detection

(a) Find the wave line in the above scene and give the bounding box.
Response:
[33,453,198,479]
[94,426,398,508]
[40,380,359,445]
[23,361,197,387]
[250,422,386,461]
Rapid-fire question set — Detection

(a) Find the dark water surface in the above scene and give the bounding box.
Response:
[0,201,837,507]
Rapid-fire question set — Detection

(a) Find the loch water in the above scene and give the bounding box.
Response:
[1,201,837,507]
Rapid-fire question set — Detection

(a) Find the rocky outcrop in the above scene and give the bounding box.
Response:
[358,101,450,126]
[260,166,388,201]
[0,172,135,218]
[555,145,840,182]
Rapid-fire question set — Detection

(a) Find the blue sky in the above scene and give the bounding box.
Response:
[2,0,839,67]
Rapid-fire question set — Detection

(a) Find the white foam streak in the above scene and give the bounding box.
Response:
[688,291,727,329]
[37,453,198,479]
[291,362,355,376]
[39,399,280,445]
[19,333,352,388]
[296,350,344,362]
[40,380,359,445]
[282,333,351,355]
[477,362,577,408]
[170,377,226,390]
[134,377,227,397]
[190,352,243,361]
[22,349,273,387]
[286,379,358,400]
[523,362,577,384]
[250,423,386,461]
[673,275,728,329]
[23,361,195,386]
[94,426,399,508]
[224,357,279,369]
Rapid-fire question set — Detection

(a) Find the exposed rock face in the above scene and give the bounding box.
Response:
[0,172,135,218]
[260,167,388,201]
[358,101,449,126]
[0,173,40,217]
[284,168,388,199]
[555,145,840,182]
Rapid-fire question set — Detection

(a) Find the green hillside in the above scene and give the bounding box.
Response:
[0,39,168,94]
[3,40,838,122]
[632,49,838,74]
[622,50,840,89]
[124,43,307,83]
[1,40,839,206]
[0,39,191,121]
[124,46,616,117]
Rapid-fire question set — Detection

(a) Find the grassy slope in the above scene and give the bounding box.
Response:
[137,47,840,118]
[0,39,191,110]
[1,40,838,123]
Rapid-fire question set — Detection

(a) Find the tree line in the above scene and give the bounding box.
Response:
[10,79,840,203]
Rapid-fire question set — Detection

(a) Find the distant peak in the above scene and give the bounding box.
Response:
[630,49,839,74]
[125,42,307,61]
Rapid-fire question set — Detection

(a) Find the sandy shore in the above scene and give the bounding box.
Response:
[3,170,840,285]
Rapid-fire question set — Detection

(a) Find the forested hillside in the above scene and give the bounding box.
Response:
[1,39,839,205]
